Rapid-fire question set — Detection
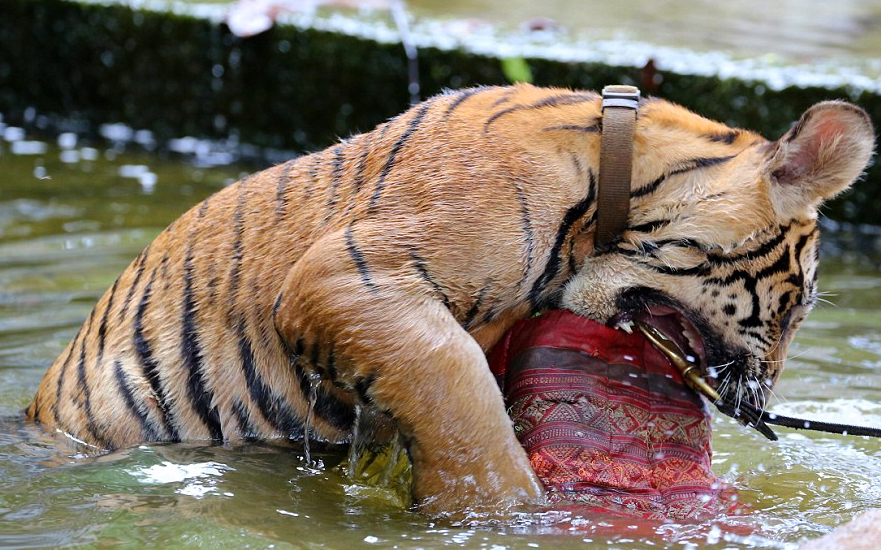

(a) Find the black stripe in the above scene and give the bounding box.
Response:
[377,120,392,141]
[228,181,248,304]
[409,250,451,309]
[345,225,378,294]
[708,225,790,267]
[490,89,515,108]
[369,99,434,212]
[754,243,793,281]
[326,344,338,382]
[309,342,321,371]
[181,243,223,441]
[272,292,284,317]
[706,244,793,331]
[706,130,741,144]
[528,170,597,309]
[510,180,535,292]
[736,275,761,330]
[114,360,160,441]
[118,249,149,321]
[567,236,577,275]
[76,312,107,446]
[293,361,354,432]
[792,228,816,264]
[541,124,600,133]
[484,92,596,132]
[53,326,83,427]
[276,159,296,219]
[133,268,180,442]
[443,88,482,118]
[305,153,322,200]
[611,244,712,277]
[462,284,490,330]
[649,238,706,252]
[232,399,260,441]
[351,133,372,194]
[631,156,736,199]
[744,328,775,348]
[629,218,673,234]
[96,277,120,364]
[325,145,345,223]
[238,323,304,439]
[776,290,795,317]
[354,373,377,405]
[645,262,711,277]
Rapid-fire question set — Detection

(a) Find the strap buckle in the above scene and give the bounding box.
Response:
[601,85,640,111]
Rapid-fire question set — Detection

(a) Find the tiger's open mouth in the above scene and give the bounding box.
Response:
[610,289,784,440]
[610,291,716,390]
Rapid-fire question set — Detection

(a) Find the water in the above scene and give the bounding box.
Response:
[405,0,881,64]
[2,127,881,548]
[172,0,881,75]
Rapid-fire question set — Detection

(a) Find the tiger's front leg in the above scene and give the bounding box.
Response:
[272,226,544,513]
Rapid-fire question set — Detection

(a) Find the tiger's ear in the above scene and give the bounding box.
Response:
[768,101,875,217]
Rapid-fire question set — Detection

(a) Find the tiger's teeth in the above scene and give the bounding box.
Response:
[616,320,635,334]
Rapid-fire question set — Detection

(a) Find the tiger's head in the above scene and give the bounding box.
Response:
[563,99,875,410]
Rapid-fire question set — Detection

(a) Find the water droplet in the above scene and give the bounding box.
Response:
[303,371,321,465]
[57,132,77,149]
[100,123,134,142]
[12,141,47,155]
[80,147,99,161]
[706,524,722,544]
[119,164,149,178]
[139,172,157,194]
[3,126,24,141]
[364,535,379,543]
[60,150,79,164]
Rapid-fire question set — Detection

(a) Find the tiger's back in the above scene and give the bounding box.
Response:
[27,85,607,449]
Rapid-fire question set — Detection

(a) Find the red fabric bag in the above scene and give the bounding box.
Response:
[488,310,741,520]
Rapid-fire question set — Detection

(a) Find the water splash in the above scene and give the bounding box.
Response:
[303,371,322,465]
[347,403,362,479]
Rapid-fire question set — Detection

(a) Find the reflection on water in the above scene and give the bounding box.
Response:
[171,0,881,64]
[1,124,880,548]
[406,0,881,63]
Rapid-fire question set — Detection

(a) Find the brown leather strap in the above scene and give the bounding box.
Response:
[595,85,640,248]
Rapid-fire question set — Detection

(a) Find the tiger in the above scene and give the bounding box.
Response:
[26,84,874,514]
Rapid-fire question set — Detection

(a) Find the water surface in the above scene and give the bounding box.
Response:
[1,127,881,548]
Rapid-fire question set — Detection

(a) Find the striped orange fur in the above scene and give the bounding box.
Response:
[27,84,874,513]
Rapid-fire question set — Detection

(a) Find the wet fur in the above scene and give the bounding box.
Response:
[27,84,874,512]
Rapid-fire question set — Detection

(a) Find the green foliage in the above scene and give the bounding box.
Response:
[501,56,533,84]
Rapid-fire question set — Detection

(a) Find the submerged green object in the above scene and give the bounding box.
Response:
[339,439,413,509]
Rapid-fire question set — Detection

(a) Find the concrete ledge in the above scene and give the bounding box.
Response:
[2,0,879,223]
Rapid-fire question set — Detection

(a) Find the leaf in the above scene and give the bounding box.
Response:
[501,57,533,84]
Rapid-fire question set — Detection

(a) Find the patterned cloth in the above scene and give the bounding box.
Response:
[488,310,741,520]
